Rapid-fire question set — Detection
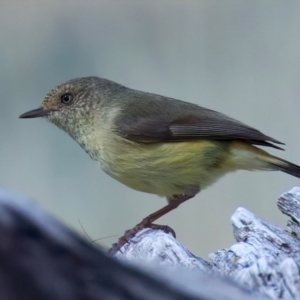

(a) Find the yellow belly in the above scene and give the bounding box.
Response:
[98,138,233,198]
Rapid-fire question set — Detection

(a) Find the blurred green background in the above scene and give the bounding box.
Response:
[1,1,300,258]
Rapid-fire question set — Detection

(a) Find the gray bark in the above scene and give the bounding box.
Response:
[0,187,299,299]
[115,187,300,300]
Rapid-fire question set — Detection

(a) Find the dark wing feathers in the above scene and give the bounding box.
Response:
[169,121,284,150]
[115,91,284,150]
[119,118,172,143]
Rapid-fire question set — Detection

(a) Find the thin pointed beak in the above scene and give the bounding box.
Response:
[19,108,50,119]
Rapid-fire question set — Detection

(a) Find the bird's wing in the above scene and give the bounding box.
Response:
[114,94,284,150]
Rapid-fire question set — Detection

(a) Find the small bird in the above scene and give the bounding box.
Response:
[20,76,300,252]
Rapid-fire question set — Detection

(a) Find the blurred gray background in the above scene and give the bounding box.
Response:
[1,1,300,258]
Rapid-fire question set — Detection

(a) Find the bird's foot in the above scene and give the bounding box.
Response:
[148,223,176,237]
[108,216,176,255]
[108,194,196,255]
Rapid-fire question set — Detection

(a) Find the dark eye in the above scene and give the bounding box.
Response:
[61,93,73,105]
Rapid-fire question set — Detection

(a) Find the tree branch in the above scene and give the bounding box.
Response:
[115,188,300,300]
[1,187,299,299]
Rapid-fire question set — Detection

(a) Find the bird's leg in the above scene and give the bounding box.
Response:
[108,193,195,255]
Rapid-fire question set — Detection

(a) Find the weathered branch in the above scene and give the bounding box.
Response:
[115,187,300,300]
[0,187,269,300]
[2,187,300,299]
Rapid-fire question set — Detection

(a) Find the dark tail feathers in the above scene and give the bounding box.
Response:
[266,155,300,179]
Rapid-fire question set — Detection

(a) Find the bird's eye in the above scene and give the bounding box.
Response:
[61,93,74,105]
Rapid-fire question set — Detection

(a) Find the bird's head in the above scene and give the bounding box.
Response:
[19,76,123,139]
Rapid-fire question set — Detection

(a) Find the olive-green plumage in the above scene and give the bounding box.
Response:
[20,76,300,202]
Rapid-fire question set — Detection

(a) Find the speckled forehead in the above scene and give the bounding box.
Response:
[41,83,74,109]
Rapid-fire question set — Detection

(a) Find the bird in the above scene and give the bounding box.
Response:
[19,76,300,253]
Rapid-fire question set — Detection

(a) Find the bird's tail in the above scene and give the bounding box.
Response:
[259,154,300,179]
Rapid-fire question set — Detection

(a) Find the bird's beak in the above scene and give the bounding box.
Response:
[19,108,51,119]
